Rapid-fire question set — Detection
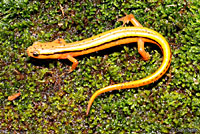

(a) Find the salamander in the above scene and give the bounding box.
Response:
[27,14,171,115]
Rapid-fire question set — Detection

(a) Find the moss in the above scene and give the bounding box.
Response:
[0,0,200,133]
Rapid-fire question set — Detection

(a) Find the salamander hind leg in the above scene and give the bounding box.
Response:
[137,38,150,61]
[117,14,143,27]
[118,14,150,60]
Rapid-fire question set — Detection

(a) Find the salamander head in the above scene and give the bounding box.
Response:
[26,42,42,58]
[27,39,70,58]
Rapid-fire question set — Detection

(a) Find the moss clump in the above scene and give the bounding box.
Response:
[0,0,200,133]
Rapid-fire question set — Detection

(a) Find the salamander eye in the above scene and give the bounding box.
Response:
[33,51,39,57]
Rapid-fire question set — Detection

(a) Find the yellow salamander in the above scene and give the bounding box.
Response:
[27,14,171,115]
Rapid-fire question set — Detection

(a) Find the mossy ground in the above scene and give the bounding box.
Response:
[0,0,200,133]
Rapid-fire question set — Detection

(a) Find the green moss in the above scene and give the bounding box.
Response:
[0,0,200,133]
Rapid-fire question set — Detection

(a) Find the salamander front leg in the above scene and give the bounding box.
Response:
[118,14,150,60]
[53,38,67,44]
[59,54,79,73]
[66,55,79,73]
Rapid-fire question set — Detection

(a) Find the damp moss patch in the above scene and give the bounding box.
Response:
[0,0,200,133]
